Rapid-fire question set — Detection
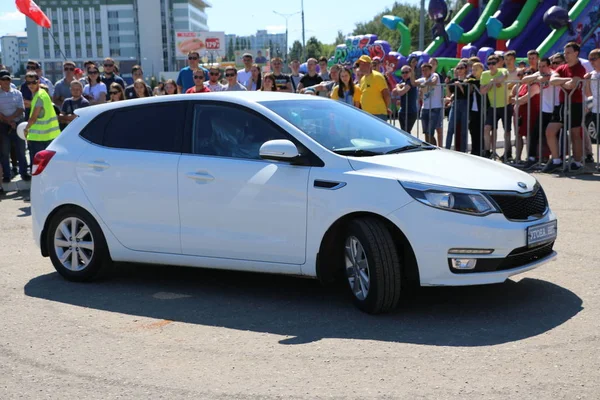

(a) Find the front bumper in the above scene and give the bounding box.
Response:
[387,201,558,286]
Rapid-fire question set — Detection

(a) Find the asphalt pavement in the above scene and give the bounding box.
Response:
[0,170,599,399]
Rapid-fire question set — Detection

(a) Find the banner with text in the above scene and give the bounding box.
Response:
[175,31,226,60]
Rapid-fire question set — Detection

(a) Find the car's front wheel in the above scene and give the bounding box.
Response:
[344,218,402,314]
[47,207,112,282]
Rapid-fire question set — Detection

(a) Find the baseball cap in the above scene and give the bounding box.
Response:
[0,70,12,80]
[74,68,83,75]
[242,53,253,58]
[355,55,372,66]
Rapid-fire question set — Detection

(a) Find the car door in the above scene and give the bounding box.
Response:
[76,102,186,254]
[178,102,310,264]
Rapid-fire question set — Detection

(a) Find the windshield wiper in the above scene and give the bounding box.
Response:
[385,144,437,154]
[333,149,383,156]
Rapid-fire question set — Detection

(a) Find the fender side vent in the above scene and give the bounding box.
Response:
[314,180,346,190]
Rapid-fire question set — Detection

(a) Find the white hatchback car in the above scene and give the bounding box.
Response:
[31,92,557,314]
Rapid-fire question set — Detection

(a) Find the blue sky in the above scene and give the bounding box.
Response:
[0,0,421,47]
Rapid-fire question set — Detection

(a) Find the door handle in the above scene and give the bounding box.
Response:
[88,160,110,169]
[186,172,215,182]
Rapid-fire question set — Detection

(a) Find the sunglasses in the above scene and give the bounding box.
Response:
[26,80,38,85]
[110,91,120,95]
[487,61,497,66]
[88,71,99,74]
[551,61,561,65]
[401,71,410,74]
[64,67,74,71]
[188,57,199,60]
[104,63,114,67]
[193,75,205,79]
[209,72,219,76]
[225,73,235,77]
[26,66,37,70]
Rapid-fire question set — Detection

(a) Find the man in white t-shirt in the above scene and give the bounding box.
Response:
[521,57,556,169]
[585,49,599,162]
[417,63,443,145]
[237,53,253,88]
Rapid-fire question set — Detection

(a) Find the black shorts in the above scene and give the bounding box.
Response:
[485,106,505,127]
[550,105,562,123]
[553,103,584,129]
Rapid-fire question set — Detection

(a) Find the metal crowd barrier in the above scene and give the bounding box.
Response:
[390,76,599,172]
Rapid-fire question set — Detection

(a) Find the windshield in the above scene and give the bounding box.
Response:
[260,100,423,155]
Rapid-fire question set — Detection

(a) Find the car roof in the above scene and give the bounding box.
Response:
[73,91,325,117]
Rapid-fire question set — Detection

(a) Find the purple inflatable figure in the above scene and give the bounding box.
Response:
[428,0,453,43]
[543,6,574,35]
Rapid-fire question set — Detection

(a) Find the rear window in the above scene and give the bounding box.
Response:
[79,111,112,145]
[102,103,186,153]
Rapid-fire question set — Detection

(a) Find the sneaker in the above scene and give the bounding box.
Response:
[11,167,17,176]
[523,159,537,170]
[585,154,595,164]
[541,161,563,174]
[2,177,11,183]
[569,162,585,174]
[21,173,31,182]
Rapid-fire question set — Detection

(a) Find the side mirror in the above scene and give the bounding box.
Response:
[259,139,301,163]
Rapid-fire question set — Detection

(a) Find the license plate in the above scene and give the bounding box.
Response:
[527,220,557,248]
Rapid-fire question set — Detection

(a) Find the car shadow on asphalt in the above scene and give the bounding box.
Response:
[24,264,583,347]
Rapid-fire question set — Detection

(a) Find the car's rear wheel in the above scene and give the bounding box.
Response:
[344,218,402,314]
[586,113,597,144]
[47,207,112,282]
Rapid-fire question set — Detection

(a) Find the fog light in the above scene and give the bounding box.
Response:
[452,258,477,270]
[448,248,494,255]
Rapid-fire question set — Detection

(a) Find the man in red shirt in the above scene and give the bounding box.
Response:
[185,71,211,93]
[543,42,587,173]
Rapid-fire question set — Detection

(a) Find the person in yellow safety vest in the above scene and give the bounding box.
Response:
[23,71,61,162]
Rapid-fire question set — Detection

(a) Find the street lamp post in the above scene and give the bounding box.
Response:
[273,10,300,63]
[301,0,306,60]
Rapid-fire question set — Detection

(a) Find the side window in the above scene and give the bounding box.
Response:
[79,111,112,145]
[192,104,288,160]
[103,103,185,153]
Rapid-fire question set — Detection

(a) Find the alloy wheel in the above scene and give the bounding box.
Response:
[344,236,371,301]
[53,217,95,272]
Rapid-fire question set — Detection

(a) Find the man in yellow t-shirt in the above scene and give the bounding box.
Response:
[480,54,508,157]
[356,55,390,120]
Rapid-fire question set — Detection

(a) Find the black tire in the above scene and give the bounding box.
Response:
[344,218,402,314]
[46,206,112,282]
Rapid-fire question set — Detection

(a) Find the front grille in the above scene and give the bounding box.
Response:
[489,186,548,220]
[496,242,555,271]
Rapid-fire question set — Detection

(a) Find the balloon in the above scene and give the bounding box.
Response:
[17,122,27,141]
[543,6,572,32]
[428,0,452,43]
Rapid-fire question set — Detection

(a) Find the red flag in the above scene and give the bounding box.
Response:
[16,0,51,29]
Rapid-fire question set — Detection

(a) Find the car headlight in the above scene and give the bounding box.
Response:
[400,181,498,216]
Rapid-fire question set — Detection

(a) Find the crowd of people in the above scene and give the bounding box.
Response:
[1,43,599,193]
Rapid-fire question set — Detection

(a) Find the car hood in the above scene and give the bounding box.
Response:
[347,148,538,193]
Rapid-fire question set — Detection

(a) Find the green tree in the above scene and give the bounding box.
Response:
[227,38,235,61]
[289,40,303,61]
[305,36,323,59]
[352,1,434,54]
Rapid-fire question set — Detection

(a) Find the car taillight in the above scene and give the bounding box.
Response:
[32,150,56,176]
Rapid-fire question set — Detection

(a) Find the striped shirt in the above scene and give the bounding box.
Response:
[0,87,25,119]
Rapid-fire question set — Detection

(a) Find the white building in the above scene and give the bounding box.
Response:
[226,30,287,59]
[26,0,210,82]
[0,33,28,75]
